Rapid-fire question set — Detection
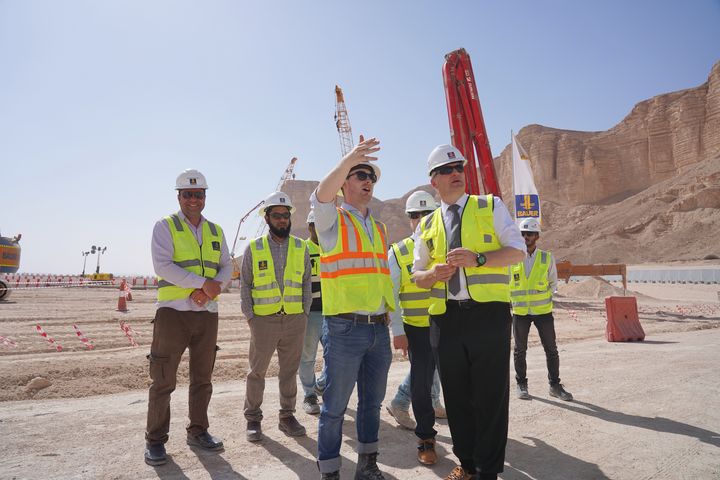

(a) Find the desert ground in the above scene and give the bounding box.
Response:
[0,278,719,479]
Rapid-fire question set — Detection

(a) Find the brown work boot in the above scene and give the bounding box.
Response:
[278,415,306,437]
[417,438,437,465]
[444,465,473,480]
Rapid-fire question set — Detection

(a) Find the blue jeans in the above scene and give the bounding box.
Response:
[299,311,327,397]
[392,368,442,411]
[317,316,392,473]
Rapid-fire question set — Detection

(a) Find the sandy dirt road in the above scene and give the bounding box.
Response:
[0,282,719,479]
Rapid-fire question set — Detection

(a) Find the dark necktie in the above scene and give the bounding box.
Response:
[447,204,462,295]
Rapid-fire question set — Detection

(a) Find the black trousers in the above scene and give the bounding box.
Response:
[512,313,560,385]
[430,301,511,475]
[404,323,437,440]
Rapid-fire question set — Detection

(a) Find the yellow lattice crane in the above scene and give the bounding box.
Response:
[334,85,354,156]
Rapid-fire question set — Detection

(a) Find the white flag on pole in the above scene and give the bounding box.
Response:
[512,134,541,224]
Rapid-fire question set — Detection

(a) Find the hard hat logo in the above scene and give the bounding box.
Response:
[447,151,456,159]
[189,178,197,185]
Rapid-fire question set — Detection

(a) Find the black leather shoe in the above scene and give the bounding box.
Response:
[187,431,224,451]
[144,442,167,466]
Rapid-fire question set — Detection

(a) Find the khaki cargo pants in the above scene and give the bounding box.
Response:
[145,307,219,444]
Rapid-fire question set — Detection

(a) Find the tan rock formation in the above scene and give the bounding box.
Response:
[495,61,720,206]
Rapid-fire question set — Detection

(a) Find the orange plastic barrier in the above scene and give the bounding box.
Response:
[605,296,644,342]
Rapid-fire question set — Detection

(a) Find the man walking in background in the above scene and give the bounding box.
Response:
[240,191,312,442]
[511,218,573,402]
[145,168,231,466]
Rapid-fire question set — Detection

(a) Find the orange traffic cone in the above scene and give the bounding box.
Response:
[119,279,133,301]
[117,289,128,313]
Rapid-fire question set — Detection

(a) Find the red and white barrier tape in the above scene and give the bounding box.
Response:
[35,325,63,352]
[0,335,18,348]
[73,324,95,350]
[119,320,138,347]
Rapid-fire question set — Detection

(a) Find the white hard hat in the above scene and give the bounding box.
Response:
[518,218,541,233]
[405,191,438,213]
[307,209,315,223]
[349,162,381,183]
[175,169,209,190]
[260,191,295,216]
[427,144,467,176]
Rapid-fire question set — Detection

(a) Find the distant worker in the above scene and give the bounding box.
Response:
[240,191,312,442]
[310,136,395,480]
[145,168,231,466]
[413,145,525,480]
[299,209,327,415]
[386,190,446,466]
[511,218,573,401]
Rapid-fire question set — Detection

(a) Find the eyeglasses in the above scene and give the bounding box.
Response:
[268,212,291,220]
[432,163,465,176]
[521,231,538,237]
[408,211,433,220]
[346,171,377,184]
[180,191,206,199]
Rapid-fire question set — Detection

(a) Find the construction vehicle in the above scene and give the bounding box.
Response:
[229,157,299,279]
[0,232,21,301]
[442,48,502,198]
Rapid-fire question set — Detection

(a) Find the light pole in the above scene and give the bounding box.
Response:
[91,245,107,274]
[81,251,91,276]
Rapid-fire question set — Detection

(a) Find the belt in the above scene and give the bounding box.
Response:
[336,313,387,324]
[446,299,482,310]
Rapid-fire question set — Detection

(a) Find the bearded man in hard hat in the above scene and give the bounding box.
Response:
[299,209,327,415]
[413,145,525,480]
[145,168,232,466]
[386,190,447,466]
[310,136,395,480]
[240,191,312,442]
[511,218,573,402]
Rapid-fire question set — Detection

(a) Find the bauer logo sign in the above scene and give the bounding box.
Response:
[515,194,540,219]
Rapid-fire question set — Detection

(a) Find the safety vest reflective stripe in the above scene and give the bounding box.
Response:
[320,212,390,279]
[399,291,430,301]
[511,289,547,296]
[467,273,511,285]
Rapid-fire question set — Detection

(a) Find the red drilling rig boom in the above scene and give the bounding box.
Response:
[442,48,502,198]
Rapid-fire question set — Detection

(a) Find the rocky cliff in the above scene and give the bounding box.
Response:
[495,61,720,206]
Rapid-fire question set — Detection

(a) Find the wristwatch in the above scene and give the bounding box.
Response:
[476,252,487,267]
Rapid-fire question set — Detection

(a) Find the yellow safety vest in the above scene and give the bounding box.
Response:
[249,235,306,316]
[510,249,553,315]
[307,239,322,311]
[157,214,224,302]
[391,237,431,327]
[320,208,395,315]
[419,194,510,315]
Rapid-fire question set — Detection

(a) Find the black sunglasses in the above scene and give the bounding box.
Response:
[408,211,433,220]
[268,212,291,220]
[432,163,465,176]
[521,231,538,237]
[180,191,206,199]
[347,171,377,183]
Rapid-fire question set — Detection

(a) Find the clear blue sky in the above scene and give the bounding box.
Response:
[2,0,719,275]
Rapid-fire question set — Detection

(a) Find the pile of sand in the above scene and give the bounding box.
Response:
[558,276,651,300]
